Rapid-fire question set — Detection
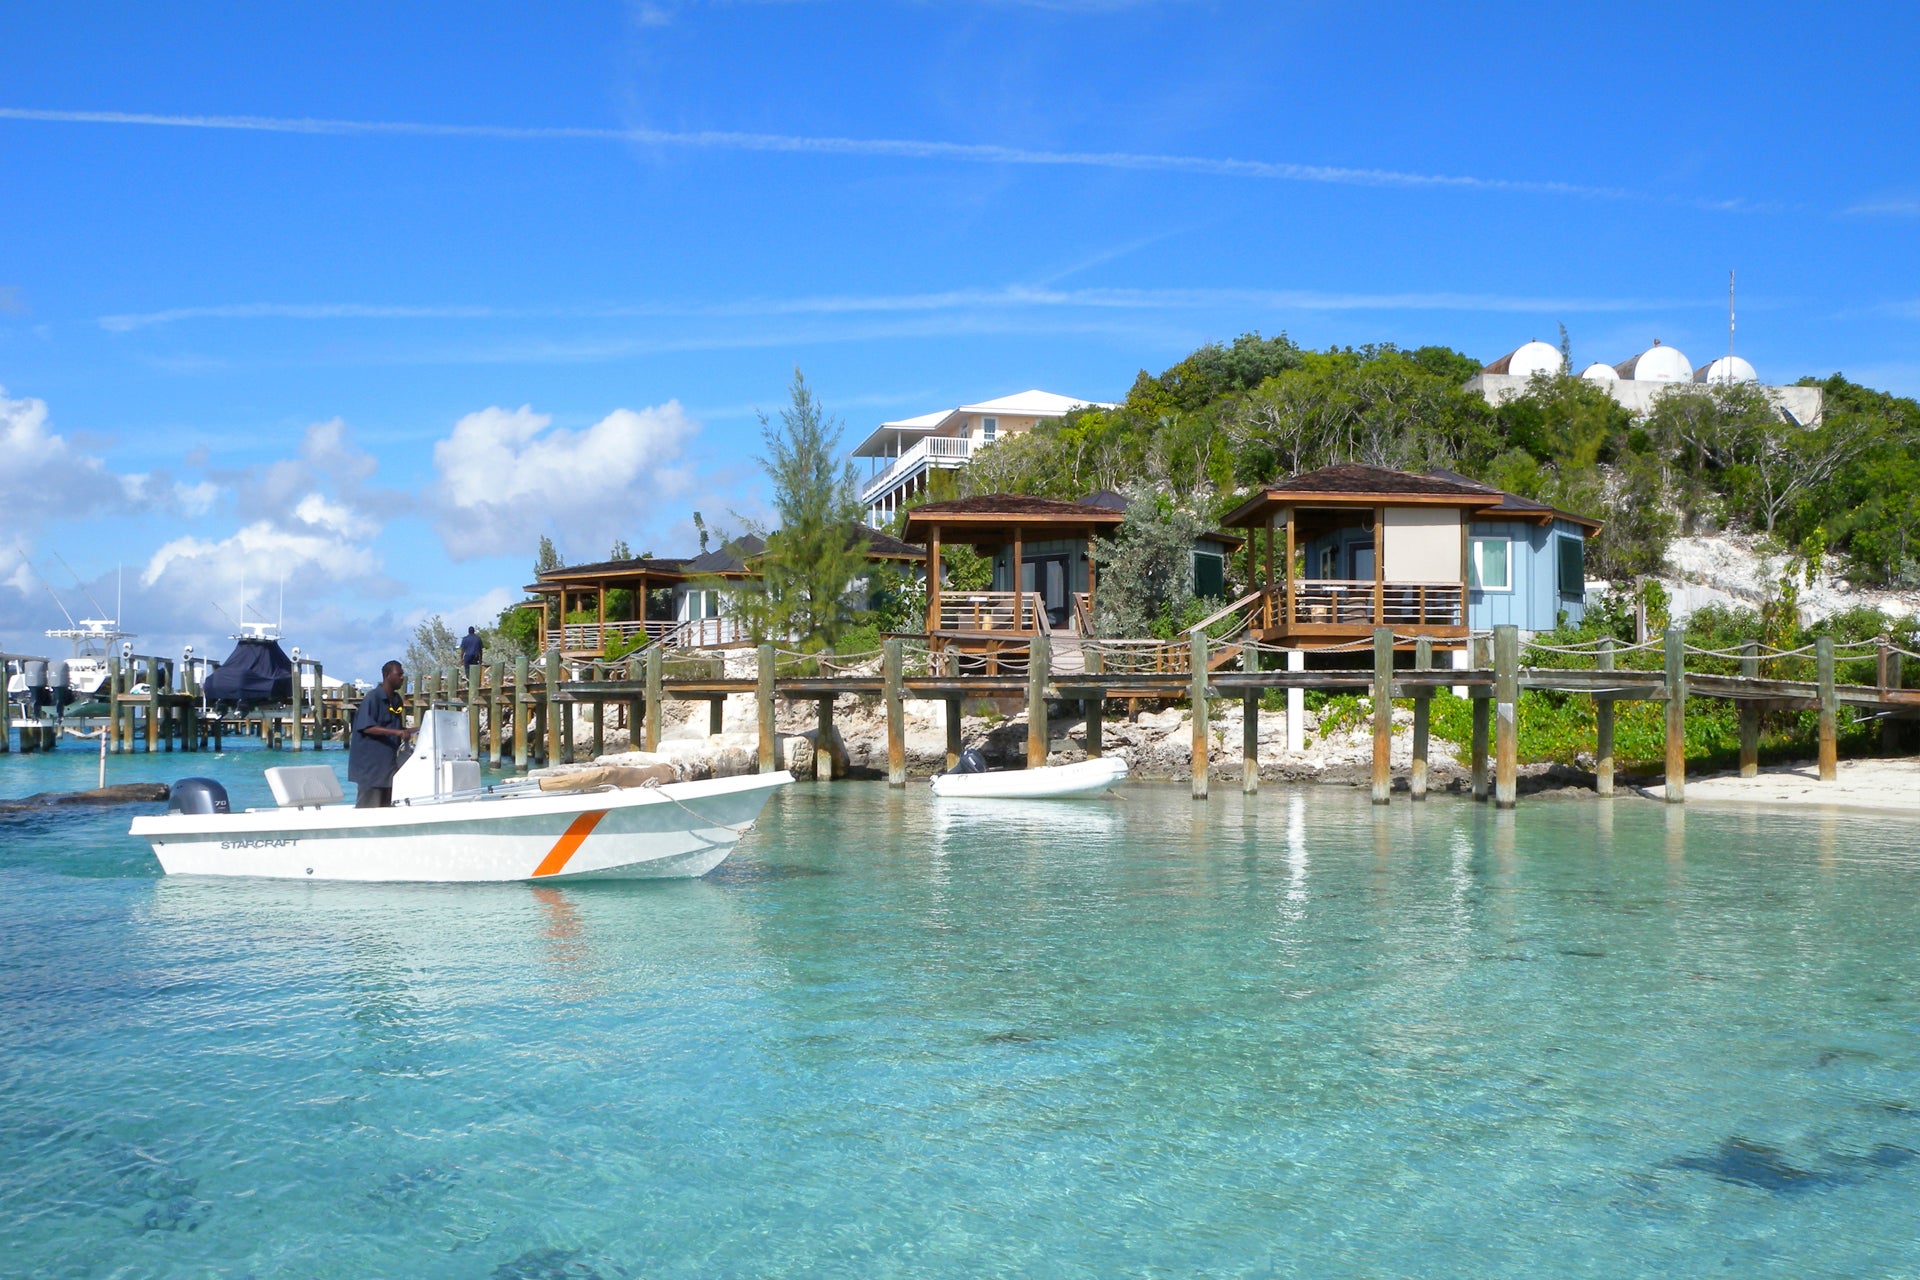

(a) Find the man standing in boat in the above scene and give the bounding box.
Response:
[349,660,415,808]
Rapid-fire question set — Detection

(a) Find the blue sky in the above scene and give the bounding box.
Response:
[2,2,1916,676]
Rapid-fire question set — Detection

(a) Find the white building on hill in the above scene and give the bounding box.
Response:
[1466,339,1824,424]
[853,389,1117,528]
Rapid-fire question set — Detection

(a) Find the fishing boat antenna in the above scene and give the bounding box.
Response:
[53,551,114,622]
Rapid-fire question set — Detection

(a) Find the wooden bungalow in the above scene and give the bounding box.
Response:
[901,495,1126,655]
[1221,462,1602,652]
[521,528,925,658]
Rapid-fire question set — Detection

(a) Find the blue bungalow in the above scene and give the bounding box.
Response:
[1221,463,1601,653]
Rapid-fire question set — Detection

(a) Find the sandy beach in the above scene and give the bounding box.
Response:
[1652,757,1920,814]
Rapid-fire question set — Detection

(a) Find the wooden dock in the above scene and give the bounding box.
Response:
[380,625,1917,808]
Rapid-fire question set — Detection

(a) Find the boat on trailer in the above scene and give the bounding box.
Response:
[930,753,1128,800]
[130,710,792,882]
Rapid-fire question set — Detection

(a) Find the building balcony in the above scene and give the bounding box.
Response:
[1251,580,1467,645]
[860,436,974,507]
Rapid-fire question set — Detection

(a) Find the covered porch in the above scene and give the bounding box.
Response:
[1223,464,1506,651]
[522,555,752,659]
[901,495,1126,657]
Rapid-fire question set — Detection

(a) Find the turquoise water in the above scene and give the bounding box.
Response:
[4,746,1920,1277]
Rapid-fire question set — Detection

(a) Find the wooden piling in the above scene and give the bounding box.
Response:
[1191,630,1209,800]
[542,650,561,766]
[559,679,576,765]
[1028,633,1051,770]
[816,696,835,781]
[884,638,906,787]
[756,645,777,773]
[1738,640,1760,778]
[587,665,604,760]
[1469,635,1489,801]
[1371,627,1393,805]
[1595,637,1616,797]
[1410,637,1431,801]
[288,657,303,753]
[143,658,159,754]
[944,695,963,769]
[1883,640,1905,755]
[1816,634,1837,782]
[1663,626,1686,804]
[467,663,483,761]
[1242,643,1259,794]
[512,656,529,771]
[488,661,503,767]
[644,647,663,752]
[1493,624,1519,809]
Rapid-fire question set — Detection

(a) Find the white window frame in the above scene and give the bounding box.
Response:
[981,416,998,442]
[1471,535,1512,593]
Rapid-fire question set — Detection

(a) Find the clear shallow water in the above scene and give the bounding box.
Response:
[4,748,1920,1277]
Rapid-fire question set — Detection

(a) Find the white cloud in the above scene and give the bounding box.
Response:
[0,386,149,530]
[432,402,699,559]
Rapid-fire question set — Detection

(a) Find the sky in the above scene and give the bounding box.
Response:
[2,2,1917,678]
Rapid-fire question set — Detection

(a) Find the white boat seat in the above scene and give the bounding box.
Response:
[265,765,345,808]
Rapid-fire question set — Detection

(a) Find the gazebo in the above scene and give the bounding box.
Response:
[900,495,1126,654]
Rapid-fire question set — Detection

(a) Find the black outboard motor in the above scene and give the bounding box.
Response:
[169,778,231,815]
[953,747,988,775]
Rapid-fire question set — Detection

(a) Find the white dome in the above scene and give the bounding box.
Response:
[1484,340,1563,378]
[1580,362,1619,383]
[1695,355,1758,385]
[1614,343,1693,382]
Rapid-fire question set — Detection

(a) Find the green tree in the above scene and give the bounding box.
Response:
[1090,492,1209,639]
[535,535,562,573]
[609,538,633,561]
[405,615,461,676]
[730,369,873,647]
[488,602,542,659]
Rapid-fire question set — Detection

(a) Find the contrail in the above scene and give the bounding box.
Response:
[1,105,1635,200]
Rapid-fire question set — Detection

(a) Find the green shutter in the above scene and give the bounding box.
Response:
[1556,535,1584,597]
[1193,551,1225,600]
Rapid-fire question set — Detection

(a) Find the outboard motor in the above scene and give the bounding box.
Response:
[168,778,231,816]
[23,660,47,713]
[953,747,988,775]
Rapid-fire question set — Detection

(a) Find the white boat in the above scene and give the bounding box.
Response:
[930,755,1128,800]
[130,710,792,882]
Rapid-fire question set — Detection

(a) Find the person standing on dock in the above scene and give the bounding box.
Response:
[349,661,414,808]
[459,626,483,668]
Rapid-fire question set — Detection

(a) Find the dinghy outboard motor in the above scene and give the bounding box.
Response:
[952,747,988,775]
[169,778,231,815]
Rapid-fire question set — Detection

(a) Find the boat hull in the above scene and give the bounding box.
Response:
[930,757,1128,799]
[129,772,792,882]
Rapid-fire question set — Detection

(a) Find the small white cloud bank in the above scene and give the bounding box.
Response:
[432,401,700,559]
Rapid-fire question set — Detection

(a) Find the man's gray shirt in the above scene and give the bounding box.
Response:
[348,687,406,787]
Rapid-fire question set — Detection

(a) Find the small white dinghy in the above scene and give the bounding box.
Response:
[130,711,791,882]
[930,754,1128,800]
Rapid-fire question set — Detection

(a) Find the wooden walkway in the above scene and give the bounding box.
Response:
[17,626,1914,810]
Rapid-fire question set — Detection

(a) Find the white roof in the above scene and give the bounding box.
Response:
[1614,343,1693,383]
[1695,355,1758,385]
[1580,361,1620,383]
[852,389,1116,457]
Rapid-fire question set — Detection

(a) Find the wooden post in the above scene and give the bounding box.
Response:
[513,655,529,771]
[1664,626,1686,804]
[1242,643,1259,794]
[465,662,481,761]
[927,525,942,634]
[1595,637,1616,797]
[542,650,560,766]
[1410,637,1431,801]
[1012,529,1025,637]
[559,672,576,765]
[709,697,725,737]
[1027,632,1050,769]
[883,639,906,786]
[1371,627,1393,805]
[1739,640,1760,778]
[488,661,503,767]
[1470,634,1489,801]
[1817,634,1837,782]
[644,647,662,752]
[1191,630,1209,800]
[944,695,963,769]
[816,696,835,781]
[1494,624,1519,809]
[756,644,777,773]
[1884,640,1905,755]
[587,664,604,760]
[285,657,302,753]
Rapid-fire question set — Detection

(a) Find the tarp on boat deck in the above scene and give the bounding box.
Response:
[202,638,293,707]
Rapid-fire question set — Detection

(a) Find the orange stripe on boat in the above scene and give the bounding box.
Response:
[531,809,610,878]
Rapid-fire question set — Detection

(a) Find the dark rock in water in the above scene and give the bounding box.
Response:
[140,1193,210,1233]
[983,1029,1050,1045]
[0,783,170,814]
[1668,1139,1826,1193]
[490,1247,619,1280]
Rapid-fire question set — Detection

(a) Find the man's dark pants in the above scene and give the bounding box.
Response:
[356,786,392,809]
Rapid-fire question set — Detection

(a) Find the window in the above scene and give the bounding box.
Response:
[1556,535,1585,597]
[981,416,998,442]
[1193,550,1225,599]
[1317,546,1336,579]
[1470,536,1511,592]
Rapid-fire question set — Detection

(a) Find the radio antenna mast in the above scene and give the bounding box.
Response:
[1728,269,1736,360]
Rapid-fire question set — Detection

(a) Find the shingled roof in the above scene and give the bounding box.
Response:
[1221,463,1509,527]
[900,493,1128,542]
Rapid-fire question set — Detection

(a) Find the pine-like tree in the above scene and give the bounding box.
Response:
[732,369,872,646]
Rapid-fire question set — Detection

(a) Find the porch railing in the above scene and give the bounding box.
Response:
[558,619,678,652]
[1283,580,1465,629]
